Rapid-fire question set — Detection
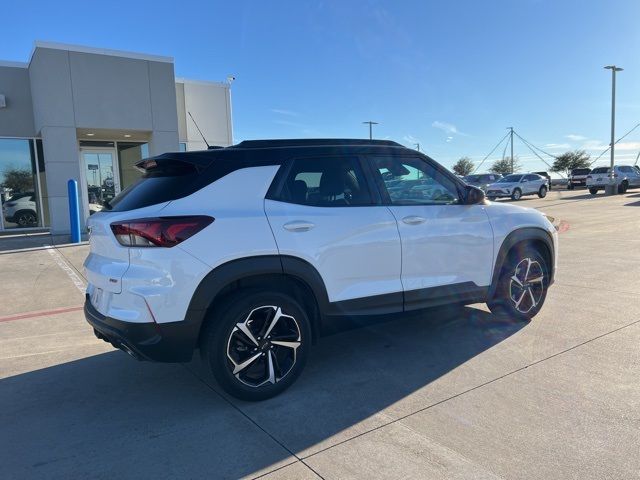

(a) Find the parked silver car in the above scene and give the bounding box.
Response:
[462,173,502,192]
[486,174,548,201]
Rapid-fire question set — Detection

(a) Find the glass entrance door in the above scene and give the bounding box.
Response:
[80,149,120,216]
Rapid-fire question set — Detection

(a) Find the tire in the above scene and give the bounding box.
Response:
[202,290,311,401]
[538,185,547,198]
[589,187,598,195]
[618,181,628,194]
[511,188,522,201]
[567,183,574,190]
[488,245,549,321]
[14,210,38,227]
[487,196,496,201]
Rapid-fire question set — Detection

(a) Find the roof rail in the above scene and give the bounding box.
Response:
[232,138,403,149]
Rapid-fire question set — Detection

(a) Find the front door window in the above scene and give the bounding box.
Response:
[81,150,120,215]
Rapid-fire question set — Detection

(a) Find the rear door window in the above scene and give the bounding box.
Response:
[275,156,373,206]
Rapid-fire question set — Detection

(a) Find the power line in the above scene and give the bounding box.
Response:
[501,133,509,160]
[589,121,640,166]
[513,131,562,176]
[472,131,511,173]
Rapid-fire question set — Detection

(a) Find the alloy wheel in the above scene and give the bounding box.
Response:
[17,213,36,227]
[226,305,301,388]
[509,258,544,314]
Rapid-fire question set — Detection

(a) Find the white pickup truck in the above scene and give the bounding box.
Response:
[587,165,640,194]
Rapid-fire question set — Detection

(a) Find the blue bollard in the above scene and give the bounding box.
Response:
[67,179,81,243]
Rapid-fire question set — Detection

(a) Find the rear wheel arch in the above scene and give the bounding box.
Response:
[187,255,327,348]
[489,228,554,300]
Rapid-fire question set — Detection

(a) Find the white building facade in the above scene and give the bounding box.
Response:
[0,41,233,234]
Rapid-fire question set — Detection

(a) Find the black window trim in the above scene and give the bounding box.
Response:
[361,153,466,206]
[266,154,380,208]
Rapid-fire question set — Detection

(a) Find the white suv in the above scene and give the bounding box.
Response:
[486,173,548,201]
[84,139,558,400]
[587,165,640,194]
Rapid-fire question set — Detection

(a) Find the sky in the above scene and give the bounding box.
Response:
[1,0,639,172]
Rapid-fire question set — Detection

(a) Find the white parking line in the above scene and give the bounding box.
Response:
[44,246,87,294]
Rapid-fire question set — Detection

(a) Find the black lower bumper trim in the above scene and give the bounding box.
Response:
[84,295,198,362]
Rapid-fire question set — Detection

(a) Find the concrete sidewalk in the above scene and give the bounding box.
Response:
[1,189,639,479]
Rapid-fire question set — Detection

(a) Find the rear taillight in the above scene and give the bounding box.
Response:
[111,216,213,247]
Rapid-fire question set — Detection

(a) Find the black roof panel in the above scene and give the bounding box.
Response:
[232,138,403,149]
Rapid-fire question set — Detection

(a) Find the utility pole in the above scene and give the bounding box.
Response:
[414,143,420,152]
[510,127,514,174]
[604,65,623,195]
[363,121,379,140]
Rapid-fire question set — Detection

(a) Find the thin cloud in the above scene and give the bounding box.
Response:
[403,134,420,144]
[544,143,571,150]
[431,121,467,136]
[566,134,587,141]
[271,108,299,117]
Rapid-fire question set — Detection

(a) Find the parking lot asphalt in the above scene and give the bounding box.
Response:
[1,189,639,479]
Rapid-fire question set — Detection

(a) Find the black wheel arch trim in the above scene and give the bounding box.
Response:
[488,227,555,300]
[185,255,329,347]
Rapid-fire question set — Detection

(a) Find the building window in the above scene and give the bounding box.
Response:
[0,138,44,229]
[179,142,187,152]
[117,142,149,190]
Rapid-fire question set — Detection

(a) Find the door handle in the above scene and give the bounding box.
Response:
[402,215,427,225]
[283,221,315,232]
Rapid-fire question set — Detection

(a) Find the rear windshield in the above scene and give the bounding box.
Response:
[571,168,590,175]
[108,162,200,212]
[591,167,609,174]
[618,166,634,173]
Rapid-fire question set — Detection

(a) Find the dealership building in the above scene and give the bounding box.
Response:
[0,41,233,234]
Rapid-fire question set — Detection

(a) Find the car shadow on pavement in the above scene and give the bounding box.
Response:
[0,306,527,479]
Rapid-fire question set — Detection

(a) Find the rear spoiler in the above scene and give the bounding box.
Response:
[134,151,218,174]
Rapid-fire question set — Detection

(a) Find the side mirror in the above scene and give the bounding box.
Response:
[465,185,485,205]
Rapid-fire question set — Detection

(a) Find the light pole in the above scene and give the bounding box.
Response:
[604,65,623,195]
[363,121,379,140]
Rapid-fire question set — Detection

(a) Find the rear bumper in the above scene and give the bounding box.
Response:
[84,295,198,362]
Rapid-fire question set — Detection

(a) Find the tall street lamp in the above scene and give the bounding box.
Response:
[363,121,379,140]
[604,65,623,195]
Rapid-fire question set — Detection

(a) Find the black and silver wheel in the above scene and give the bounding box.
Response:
[538,185,547,198]
[488,246,549,321]
[618,181,628,194]
[203,290,311,401]
[487,196,496,201]
[567,183,574,190]
[589,187,598,195]
[15,210,37,227]
[511,188,522,201]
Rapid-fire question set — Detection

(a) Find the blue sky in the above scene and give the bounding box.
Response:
[2,0,639,171]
